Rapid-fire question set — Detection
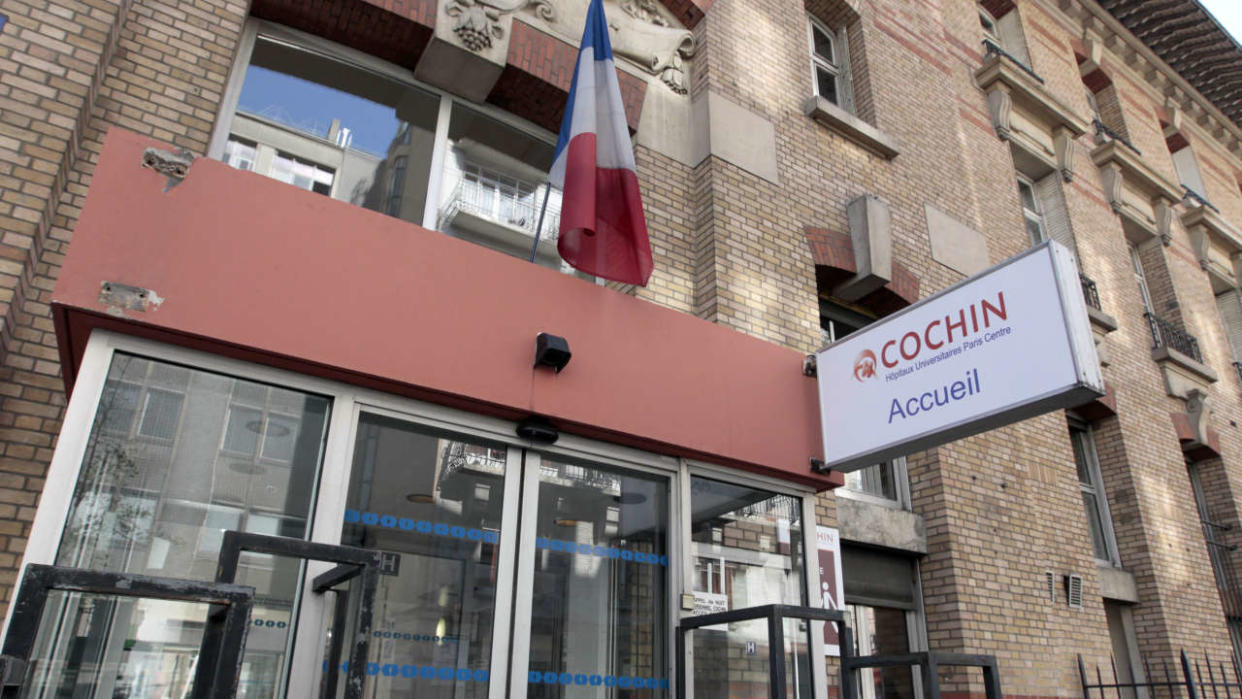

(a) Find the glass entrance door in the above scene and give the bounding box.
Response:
[513,454,671,698]
[328,413,673,699]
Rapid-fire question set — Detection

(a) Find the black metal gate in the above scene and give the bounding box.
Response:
[0,532,382,699]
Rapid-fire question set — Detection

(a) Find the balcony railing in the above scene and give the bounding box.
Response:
[441,179,561,242]
[1080,274,1101,311]
[981,39,1045,84]
[1091,118,1141,156]
[1145,312,1203,363]
[1182,185,1221,214]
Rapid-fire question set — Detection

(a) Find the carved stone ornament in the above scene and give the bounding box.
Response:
[986,88,1013,141]
[448,0,554,52]
[1186,388,1213,447]
[532,0,696,94]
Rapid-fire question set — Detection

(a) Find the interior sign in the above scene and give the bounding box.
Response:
[816,240,1104,472]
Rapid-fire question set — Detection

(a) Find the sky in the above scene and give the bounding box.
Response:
[1199,0,1242,44]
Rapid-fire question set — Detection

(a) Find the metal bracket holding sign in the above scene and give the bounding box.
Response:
[814,240,1103,472]
[0,564,255,699]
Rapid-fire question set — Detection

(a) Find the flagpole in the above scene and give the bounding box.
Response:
[529,181,553,264]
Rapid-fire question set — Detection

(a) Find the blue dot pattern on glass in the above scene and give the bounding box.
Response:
[371,630,460,643]
[526,671,669,689]
[343,509,499,543]
[535,537,667,566]
[322,662,489,682]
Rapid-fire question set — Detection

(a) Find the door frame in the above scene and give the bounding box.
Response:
[10,329,825,698]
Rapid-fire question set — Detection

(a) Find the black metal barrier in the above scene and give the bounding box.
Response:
[0,563,256,699]
[194,531,384,699]
[842,651,1003,699]
[677,604,854,699]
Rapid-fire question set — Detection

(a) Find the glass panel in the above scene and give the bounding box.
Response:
[1025,215,1045,245]
[844,463,896,501]
[1070,429,1092,484]
[227,37,440,223]
[846,604,914,699]
[40,353,331,698]
[816,66,839,104]
[689,477,810,699]
[812,25,835,62]
[1017,180,1038,212]
[525,458,669,697]
[1081,491,1110,560]
[337,415,508,698]
[690,619,774,697]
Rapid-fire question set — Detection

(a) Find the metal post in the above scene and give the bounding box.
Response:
[675,626,686,699]
[529,181,553,263]
[769,607,787,699]
[839,626,855,699]
[1182,650,1200,699]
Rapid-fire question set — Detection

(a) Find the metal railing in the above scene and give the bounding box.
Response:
[843,652,1003,699]
[1080,650,1242,699]
[1081,274,1102,311]
[1145,312,1204,363]
[1092,117,1142,156]
[678,604,853,699]
[442,178,560,240]
[1184,185,1222,214]
[981,39,1045,84]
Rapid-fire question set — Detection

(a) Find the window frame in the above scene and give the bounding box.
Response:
[836,458,912,510]
[1016,174,1048,245]
[808,13,854,113]
[208,19,561,247]
[1069,418,1121,567]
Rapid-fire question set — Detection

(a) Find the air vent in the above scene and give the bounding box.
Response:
[1066,573,1084,609]
[1045,570,1056,602]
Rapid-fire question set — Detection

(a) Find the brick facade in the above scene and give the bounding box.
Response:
[4,0,1242,696]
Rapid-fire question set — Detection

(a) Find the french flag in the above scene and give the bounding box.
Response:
[548,0,653,286]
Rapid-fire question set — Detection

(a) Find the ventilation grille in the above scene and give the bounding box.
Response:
[1045,570,1056,602]
[1066,574,1084,609]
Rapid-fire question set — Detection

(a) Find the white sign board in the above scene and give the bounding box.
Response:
[816,240,1103,472]
[691,591,729,616]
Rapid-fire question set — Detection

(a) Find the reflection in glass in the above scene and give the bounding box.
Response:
[337,415,507,699]
[222,35,574,272]
[845,604,914,699]
[689,477,810,699]
[28,354,330,698]
[527,459,669,698]
[227,37,439,222]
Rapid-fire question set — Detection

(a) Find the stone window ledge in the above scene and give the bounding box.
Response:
[1088,306,1118,334]
[1153,345,1217,399]
[803,96,900,160]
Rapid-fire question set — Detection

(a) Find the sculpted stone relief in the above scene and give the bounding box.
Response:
[446,0,555,51]
[443,0,696,94]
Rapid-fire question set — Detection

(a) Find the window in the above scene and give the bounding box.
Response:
[976,0,1031,67]
[1129,243,1155,313]
[216,29,571,273]
[842,546,925,699]
[809,15,852,111]
[978,6,1000,45]
[1070,421,1120,566]
[1017,176,1047,245]
[1165,125,1209,201]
